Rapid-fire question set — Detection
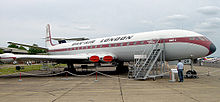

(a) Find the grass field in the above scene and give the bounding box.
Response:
[0,64,66,75]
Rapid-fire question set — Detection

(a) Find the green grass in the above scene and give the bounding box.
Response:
[0,64,67,75]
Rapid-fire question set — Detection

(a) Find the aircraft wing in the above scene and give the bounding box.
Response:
[0,53,116,64]
[7,42,48,51]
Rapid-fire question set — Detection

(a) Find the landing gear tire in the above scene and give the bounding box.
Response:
[64,63,76,74]
[116,66,128,73]
[64,67,76,73]
[185,70,198,78]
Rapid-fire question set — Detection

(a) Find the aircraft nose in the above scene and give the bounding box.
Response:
[209,43,216,54]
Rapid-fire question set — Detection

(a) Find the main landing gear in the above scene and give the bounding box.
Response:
[116,62,129,73]
[64,63,76,73]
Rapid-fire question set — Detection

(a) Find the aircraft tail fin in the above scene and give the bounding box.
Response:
[45,24,55,47]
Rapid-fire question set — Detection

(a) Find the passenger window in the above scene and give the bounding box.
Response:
[189,37,194,40]
[195,37,199,40]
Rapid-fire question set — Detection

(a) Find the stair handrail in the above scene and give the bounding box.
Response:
[132,39,156,75]
[144,49,162,79]
[135,45,159,78]
[133,39,160,68]
[135,39,160,78]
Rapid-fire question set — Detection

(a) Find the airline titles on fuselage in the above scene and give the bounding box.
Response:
[72,35,134,46]
[100,35,134,43]
[72,40,95,46]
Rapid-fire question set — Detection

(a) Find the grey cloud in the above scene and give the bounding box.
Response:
[0,0,220,56]
[155,14,189,29]
[194,17,220,33]
[140,20,154,25]
[166,14,189,21]
[197,6,220,15]
[75,25,94,31]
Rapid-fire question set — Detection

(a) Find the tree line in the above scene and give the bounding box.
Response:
[5,44,46,54]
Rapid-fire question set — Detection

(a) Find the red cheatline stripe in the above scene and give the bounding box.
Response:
[0,57,16,60]
[48,36,211,52]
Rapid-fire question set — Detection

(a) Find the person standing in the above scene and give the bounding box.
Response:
[177,60,184,82]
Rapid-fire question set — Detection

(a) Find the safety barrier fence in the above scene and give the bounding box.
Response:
[0,71,130,80]
[1,69,220,80]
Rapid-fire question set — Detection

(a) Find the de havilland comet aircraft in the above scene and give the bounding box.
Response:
[0,24,216,72]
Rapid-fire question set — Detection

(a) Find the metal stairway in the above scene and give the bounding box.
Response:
[128,40,166,80]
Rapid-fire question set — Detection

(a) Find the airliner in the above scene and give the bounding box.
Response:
[199,57,219,63]
[0,24,216,72]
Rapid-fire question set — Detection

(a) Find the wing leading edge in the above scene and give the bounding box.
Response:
[0,53,116,64]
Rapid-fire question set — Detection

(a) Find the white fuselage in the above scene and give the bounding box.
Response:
[47,30,213,61]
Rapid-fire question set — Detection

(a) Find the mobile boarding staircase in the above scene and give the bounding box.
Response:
[128,40,167,80]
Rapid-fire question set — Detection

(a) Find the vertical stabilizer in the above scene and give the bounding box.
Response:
[45,24,55,47]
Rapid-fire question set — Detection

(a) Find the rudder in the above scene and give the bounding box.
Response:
[45,24,55,47]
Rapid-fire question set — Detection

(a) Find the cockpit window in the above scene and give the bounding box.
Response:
[199,37,205,41]
[204,37,210,41]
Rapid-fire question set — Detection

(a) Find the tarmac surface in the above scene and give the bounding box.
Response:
[0,65,220,102]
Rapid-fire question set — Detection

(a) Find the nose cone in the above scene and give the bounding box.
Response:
[209,43,216,54]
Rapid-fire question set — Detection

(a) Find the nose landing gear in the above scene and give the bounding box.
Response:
[185,70,198,78]
[185,58,198,78]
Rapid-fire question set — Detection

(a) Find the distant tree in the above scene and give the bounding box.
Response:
[18,46,27,50]
[28,48,46,54]
[28,44,46,54]
[8,44,18,48]
[0,49,3,54]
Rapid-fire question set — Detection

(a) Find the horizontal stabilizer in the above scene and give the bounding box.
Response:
[7,42,48,51]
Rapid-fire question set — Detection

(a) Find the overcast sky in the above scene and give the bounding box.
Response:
[0,0,220,56]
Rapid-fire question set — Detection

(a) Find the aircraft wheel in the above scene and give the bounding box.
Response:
[64,68,68,71]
